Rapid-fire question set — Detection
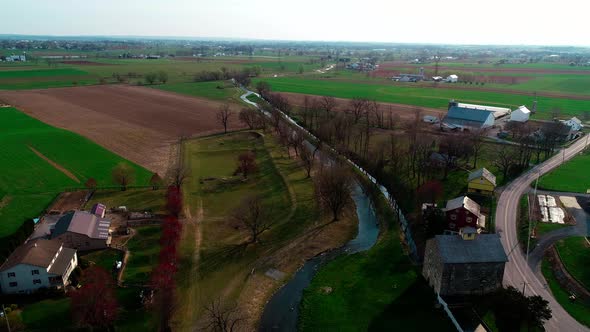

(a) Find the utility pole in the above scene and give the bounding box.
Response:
[2,304,11,332]
[525,172,539,265]
[522,282,528,295]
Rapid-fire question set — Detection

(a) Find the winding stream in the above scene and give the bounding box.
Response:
[258,182,380,331]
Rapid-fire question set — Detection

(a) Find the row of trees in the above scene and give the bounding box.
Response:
[193,66,260,85]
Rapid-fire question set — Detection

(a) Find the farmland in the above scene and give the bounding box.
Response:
[0,107,151,237]
[0,84,245,175]
[255,77,590,119]
[538,148,590,193]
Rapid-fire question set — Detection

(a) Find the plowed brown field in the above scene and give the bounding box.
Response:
[0,85,244,174]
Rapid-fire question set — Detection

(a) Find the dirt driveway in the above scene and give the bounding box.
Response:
[0,85,244,175]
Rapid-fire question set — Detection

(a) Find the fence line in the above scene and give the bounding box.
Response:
[437,294,465,332]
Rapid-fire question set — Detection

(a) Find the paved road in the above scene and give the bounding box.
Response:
[496,137,590,332]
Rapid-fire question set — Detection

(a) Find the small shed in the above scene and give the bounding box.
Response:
[467,168,496,195]
[446,74,458,83]
[509,105,531,122]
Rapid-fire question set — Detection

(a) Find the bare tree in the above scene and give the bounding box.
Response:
[150,173,163,190]
[217,103,232,134]
[233,195,273,243]
[314,165,353,221]
[469,129,487,169]
[493,144,516,181]
[299,142,314,178]
[168,165,189,188]
[203,298,243,332]
[348,97,369,124]
[320,96,337,118]
[255,81,271,98]
[238,108,259,130]
[112,162,135,191]
[235,152,258,178]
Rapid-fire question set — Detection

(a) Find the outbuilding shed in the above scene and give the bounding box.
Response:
[509,105,531,122]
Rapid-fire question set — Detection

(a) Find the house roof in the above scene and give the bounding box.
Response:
[570,117,582,125]
[0,239,70,272]
[444,196,481,216]
[447,106,494,124]
[513,105,531,115]
[52,211,111,240]
[468,168,497,187]
[432,233,508,264]
[48,247,76,275]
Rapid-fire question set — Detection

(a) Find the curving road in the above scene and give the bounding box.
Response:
[496,136,590,332]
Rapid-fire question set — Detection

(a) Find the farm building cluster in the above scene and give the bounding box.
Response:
[0,203,112,294]
[0,53,26,62]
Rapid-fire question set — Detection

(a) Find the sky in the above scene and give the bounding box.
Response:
[2,0,588,46]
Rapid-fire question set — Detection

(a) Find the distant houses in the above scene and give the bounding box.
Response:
[0,54,26,62]
[443,196,486,231]
[422,230,508,296]
[467,168,496,196]
[442,101,512,131]
[0,239,78,294]
[446,74,458,83]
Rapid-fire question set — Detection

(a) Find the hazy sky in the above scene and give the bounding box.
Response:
[2,0,588,46]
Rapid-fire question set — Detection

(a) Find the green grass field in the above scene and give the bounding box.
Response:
[124,225,162,285]
[542,258,590,328]
[299,186,454,331]
[555,237,590,291]
[256,77,590,119]
[0,107,152,237]
[538,148,590,193]
[86,188,167,214]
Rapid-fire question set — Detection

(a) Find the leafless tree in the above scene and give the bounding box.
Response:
[493,144,517,181]
[238,108,259,130]
[320,96,337,118]
[469,129,488,169]
[313,165,353,221]
[112,162,135,191]
[202,298,243,332]
[232,195,273,243]
[288,132,305,156]
[255,81,271,98]
[235,152,258,178]
[217,103,232,134]
[348,97,369,124]
[299,142,314,178]
[168,164,189,188]
[370,100,384,128]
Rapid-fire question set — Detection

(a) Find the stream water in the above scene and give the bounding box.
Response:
[258,182,380,331]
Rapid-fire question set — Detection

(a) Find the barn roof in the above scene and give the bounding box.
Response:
[447,106,494,124]
[515,105,531,114]
[444,196,481,216]
[433,234,508,264]
[52,211,111,240]
[468,168,497,186]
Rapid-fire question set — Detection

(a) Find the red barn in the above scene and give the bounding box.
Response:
[443,196,485,231]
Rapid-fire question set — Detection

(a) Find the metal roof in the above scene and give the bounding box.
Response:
[52,211,111,240]
[468,168,497,187]
[433,234,508,264]
[444,196,481,216]
[447,106,494,124]
[0,239,69,272]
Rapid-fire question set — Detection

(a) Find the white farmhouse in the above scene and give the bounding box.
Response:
[509,105,531,122]
[446,74,458,83]
[0,239,77,294]
[562,117,583,132]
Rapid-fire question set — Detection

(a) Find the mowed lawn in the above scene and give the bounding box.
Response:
[0,107,151,237]
[555,237,590,291]
[538,149,590,193]
[256,77,590,119]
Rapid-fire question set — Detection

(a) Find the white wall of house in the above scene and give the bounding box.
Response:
[0,254,78,294]
[510,107,530,122]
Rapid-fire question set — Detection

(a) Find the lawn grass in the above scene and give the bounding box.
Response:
[256,77,590,119]
[124,225,162,285]
[80,248,124,272]
[538,148,590,193]
[0,107,152,237]
[542,258,590,328]
[299,181,454,331]
[555,237,590,291]
[86,188,167,214]
[21,297,72,330]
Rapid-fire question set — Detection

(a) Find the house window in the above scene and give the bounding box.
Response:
[7,272,16,278]
[33,279,42,285]
[450,214,457,221]
[466,217,473,223]
[31,269,40,275]
[9,282,17,287]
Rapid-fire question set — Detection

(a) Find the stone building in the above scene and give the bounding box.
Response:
[422,230,507,296]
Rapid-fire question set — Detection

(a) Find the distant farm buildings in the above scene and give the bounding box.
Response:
[509,105,531,122]
[442,101,511,130]
[0,53,26,62]
[392,67,425,82]
[423,231,507,296]
[446,74,458,83]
